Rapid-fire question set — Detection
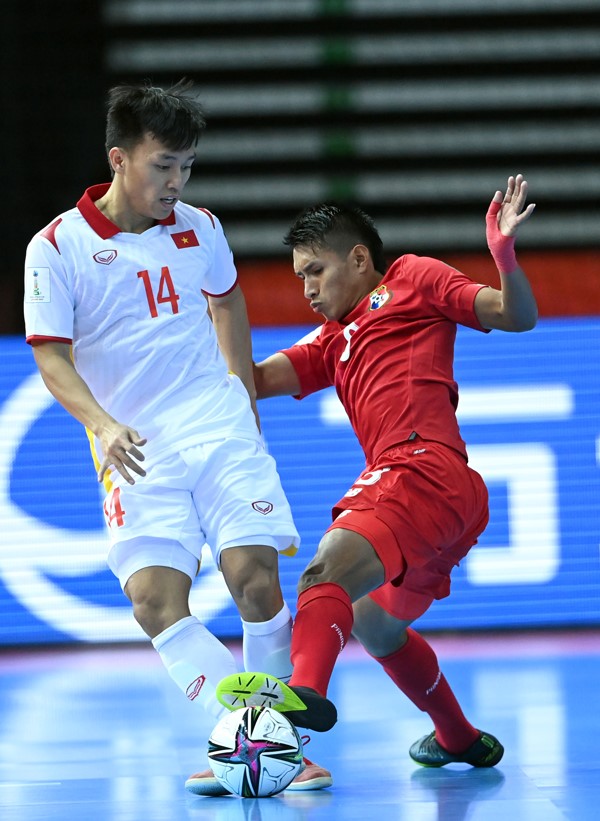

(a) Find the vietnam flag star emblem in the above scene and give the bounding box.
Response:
[171,229,199,249]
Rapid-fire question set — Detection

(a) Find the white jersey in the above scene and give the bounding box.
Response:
[24,184,261,464]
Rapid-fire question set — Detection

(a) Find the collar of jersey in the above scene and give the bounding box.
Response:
[77,183,177,239]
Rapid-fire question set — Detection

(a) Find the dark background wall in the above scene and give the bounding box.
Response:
[0,0,105,334]
[2,0,599,335]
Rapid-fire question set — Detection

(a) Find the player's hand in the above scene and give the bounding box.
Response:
[97,422,147,485]
[487,174,535,238]
[486,174,535,273]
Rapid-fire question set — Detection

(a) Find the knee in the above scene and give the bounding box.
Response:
[357,627,409,659]
[351,597,411,657]
[130,589,180,638]
[296,529,379,600]
[297,561,332,595]
[124,567,192,638]
[227,567,283,621]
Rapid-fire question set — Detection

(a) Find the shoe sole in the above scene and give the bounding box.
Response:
[283,685,337,731]
[216,672,308,713]
[185,773,332,795]
[285,775,333,791]
[217,674,337,731]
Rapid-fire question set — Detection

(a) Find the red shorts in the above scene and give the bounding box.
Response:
[327,439,489,621]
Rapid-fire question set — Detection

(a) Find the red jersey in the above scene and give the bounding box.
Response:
[281,254,489,464]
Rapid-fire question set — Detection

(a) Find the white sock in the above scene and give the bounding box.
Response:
[241,603,293,682]
[152,615,236,721]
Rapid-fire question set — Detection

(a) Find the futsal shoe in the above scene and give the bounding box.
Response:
[185,769,229,796]
[409,730,504,768]
[216,672,338,732]
[286,738,333,791]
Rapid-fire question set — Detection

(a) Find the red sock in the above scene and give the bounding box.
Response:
[289,583,354,697]
[374,628,479,753]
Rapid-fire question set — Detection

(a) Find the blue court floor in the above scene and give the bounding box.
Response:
[0,630,599,821]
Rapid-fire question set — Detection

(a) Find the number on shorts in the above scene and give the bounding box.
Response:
[103,487,126,528]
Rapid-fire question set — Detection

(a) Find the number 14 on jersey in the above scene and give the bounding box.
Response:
[137,267,180,317]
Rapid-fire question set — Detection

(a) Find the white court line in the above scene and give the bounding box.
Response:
[0,782,62,788]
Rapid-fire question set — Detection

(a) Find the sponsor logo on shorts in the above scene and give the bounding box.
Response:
[186,675,206,701]
[252,500,273,515]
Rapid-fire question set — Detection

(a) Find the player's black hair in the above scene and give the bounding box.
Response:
[283,203,387,274]
[105,79,206,155]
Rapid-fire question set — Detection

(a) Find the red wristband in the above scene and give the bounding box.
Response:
[486,197,518,273]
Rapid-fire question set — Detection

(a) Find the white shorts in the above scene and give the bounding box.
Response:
[104,437,300,589]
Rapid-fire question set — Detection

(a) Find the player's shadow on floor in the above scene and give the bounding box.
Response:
[186,789,333,821]
[410,766,506,821]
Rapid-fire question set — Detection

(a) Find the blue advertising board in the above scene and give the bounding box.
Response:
[1,317,599,644]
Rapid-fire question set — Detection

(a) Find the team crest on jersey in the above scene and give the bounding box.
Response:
[93,249,117,265]
[368,284,392,310]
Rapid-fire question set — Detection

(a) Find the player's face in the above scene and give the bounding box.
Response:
[293,245,367,321]
[116,134,196,228]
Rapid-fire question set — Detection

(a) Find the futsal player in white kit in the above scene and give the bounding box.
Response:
[23,80,331,794]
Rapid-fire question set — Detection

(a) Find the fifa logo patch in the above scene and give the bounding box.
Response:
[25,268,51,303]
[368,284,392,310]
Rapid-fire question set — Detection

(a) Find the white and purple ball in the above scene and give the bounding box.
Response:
[208,706,303,797]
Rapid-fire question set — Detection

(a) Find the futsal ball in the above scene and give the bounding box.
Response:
[208,706,303,797]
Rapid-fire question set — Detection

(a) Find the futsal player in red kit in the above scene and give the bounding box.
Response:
[217,175,537,768]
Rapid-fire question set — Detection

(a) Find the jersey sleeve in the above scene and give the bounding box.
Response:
[280,326,332,399]
[24,234,75,345]
[403,255,490,332]
[200,212,238,297]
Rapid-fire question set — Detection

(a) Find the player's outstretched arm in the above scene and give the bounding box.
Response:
[474,174,538,332]
[32,342,147,485]
[254,353,301,400]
